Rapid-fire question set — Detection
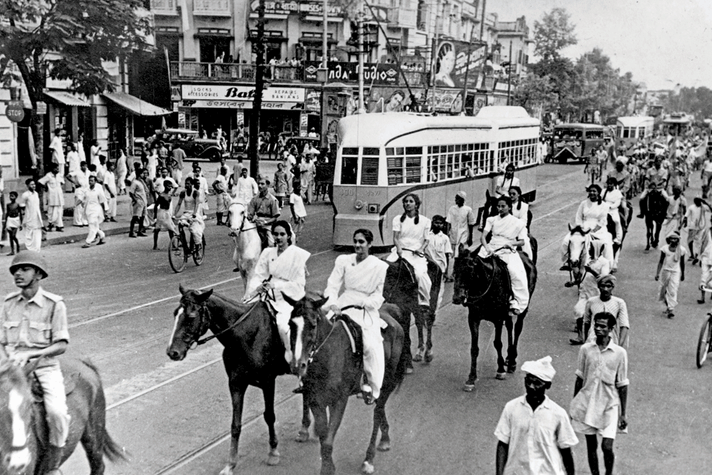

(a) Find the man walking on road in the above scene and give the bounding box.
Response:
[18,178,43,252]
[495,355,577,475]
[67,161,90,227]
[38,163,65,232]
[570,312,629,475]
[81,174,108,248]
[128,169,149,238]
[573,274,630,348]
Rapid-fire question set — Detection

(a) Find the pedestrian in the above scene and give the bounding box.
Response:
[66,161,90,227]
[425,215,452,312]
[128,168,149,238]
[569,241,611,345]
[247,176,281,248]
[661,185,686,239]
[81,174,107,248]
[115,148,128,195]
[66,143,80,183]
[4,191,21,255]
[683,196,708,263]
[170,143,185,185]
[273,162,289,206]
[698,224,712,303]
[103,161,118,222]
[37,163,65,232]
[232,167,258,206]
[445,191,474,280]
[289,182,307,243]
[49,128,65,180]
[299,156,316,204]
[575,274,630,348]
[0,251,71,474]
[495,355,577,475]
[153,180,177,251]
[212,167,230,225]
[570,312,629,475]
[147,145,158,181]
[90,139,101,168]
[232,155,245,186]
[18,178,43,252]
[655,230,686,318]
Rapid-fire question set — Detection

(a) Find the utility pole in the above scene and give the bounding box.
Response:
[248,0,265,178]
[506,41,512,105]
[357,12,365,113]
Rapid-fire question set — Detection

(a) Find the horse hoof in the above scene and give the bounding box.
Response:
[506,365,516,374]
[377,439,391,452]
[424,350,433,363]
[463,379,476,392]
[495,372,506,380]
[266,449,281,466]
[405,366,414,375]
[412,349,423,362]
[219,466,235,475]
[361,461,375,474]
[296,429,309,443]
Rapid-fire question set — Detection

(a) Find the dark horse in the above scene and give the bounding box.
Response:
[285,293,406,475]
[383,257,441,368]
[641,188,669,251]
[0,357,124,474]
[452,247,537,391]
[167,286,301,475]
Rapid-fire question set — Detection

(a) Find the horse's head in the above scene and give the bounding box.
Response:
[228,202,246,233]
[567,224,591,282]
[0,359,35,474]
[167,285,214,361]
[452,245,489,305]
[284,292,328,377]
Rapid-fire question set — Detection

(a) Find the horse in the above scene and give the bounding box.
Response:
[641,188,669,251]
[0,357,124,475]
[228,202,262,289]
[562,225,594,288]
[382,257,440,369]
[166,286,304,475]
[452,246,537,391]
[285,293,406,475]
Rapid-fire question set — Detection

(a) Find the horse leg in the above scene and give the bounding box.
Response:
[261,378,280,466]
[424,308,435,363]
[412,306,425,362]
[296,396,311,442]
[319,398,349,475]
[463,309,480,391]
[645,219,652,251]
[221,379,248,475]
[654,220,663,248]
[81,414,106,475]
[506,311,526,373]
[401,309,414,372]
[493,321,506,379]
[362,398,388,475]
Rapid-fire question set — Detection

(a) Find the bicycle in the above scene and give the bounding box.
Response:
[168,218,206,273]
[697,311,712,368]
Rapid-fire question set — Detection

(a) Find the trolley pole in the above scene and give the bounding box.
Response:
[248,0,265,178]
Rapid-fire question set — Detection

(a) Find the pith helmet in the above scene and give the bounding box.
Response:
[9,251,48,279]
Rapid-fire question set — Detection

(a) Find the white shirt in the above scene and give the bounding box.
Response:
[289,193,307,218]
[575,200,609,231]
[495,175,521,197]
[601,188,622,211]
[232,176,258,205]
[392,214,431,251]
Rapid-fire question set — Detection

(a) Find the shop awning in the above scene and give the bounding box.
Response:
[102,92,171,116]
[44,91,90,107]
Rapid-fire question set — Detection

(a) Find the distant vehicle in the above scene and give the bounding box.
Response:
[616,116,654,148]
[663,113,692,137]
[156,128,228,161]
[552,123,605,163]
[280,133,321,155]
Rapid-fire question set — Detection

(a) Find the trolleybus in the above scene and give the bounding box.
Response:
[616,116,654,148]
[332,106,540,247]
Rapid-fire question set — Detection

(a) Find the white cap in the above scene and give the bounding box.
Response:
[521,355,556,382]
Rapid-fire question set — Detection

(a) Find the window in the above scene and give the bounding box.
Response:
[639,127,646,138]
[200,36,231,63]
[194,0,230,15]
[151,0,176,11]
[386,147,422,185]
[360,148,380,185]
[341,148,358,185]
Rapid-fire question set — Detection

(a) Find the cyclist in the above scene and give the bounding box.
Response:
[174,177,205,253]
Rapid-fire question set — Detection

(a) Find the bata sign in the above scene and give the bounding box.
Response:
[181,85,305,103]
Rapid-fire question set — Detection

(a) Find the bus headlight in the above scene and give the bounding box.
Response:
[354,200,365,210]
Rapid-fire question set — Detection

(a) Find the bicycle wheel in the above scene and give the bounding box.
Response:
[696,314,712,368]
[192,235,206,266]
[168,234,187,273]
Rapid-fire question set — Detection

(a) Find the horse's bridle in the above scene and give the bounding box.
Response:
[383,254,416,302]
[181,299,261,348]
[460,255,495,304]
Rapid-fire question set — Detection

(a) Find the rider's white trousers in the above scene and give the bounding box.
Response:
[480,249,529,312]
[343,307,385,400]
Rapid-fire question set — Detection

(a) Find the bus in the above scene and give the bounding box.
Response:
[616,116,654,148]
[663,113,692,137]
[332,106,540,247]
[552,123,605,163]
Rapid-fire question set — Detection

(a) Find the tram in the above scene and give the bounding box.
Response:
[616,116,654,148]
[332,106,540,247]
[663,113,692,137]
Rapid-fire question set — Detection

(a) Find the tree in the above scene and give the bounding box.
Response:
[0,0,152,178]
[512,73,556,114]
[533,8,577,65]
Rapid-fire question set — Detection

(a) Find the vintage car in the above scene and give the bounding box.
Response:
[156,128,228,161]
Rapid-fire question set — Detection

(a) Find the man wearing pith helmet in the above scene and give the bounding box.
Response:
[0,251,70,474]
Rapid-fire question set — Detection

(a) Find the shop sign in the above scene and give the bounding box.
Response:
[432,39,487,89]
[5,100,25,122]
[184,100,300,110]
[304,61,399,85]
[305,89,321,112]
[181,85,305,102]
[431,89,464,114]
[250,0,342,16]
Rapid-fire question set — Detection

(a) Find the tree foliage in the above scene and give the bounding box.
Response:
[533,8,577,65]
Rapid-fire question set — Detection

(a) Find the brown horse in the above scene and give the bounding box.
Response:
[0,357,124,474]
[166,286,304,475]
[285,293,406,475]
[452,246,537,391]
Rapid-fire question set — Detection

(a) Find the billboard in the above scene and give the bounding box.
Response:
[432,39,486,89]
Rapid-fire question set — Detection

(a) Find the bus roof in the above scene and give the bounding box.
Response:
[616,116,654,127]
[663,113,691,124]
[554,123,604,130]
[338,108,539,147]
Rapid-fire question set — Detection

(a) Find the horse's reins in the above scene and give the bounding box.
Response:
[193,299,261,346]
[464,246,508,304]
[307,305,364,362]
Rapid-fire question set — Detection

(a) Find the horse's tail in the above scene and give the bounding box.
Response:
[102,428,128,462]
[389,308,408,394]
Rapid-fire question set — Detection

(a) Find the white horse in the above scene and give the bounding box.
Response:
[229,202,262,291]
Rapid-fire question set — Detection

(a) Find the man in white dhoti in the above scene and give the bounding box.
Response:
[38,163,65,232]
[661,185,686,240]
[323,229,388,403]
[386,194,432,308]
[446,191,475,280]
[81,174,108,248]
[684,196,708,262]
[66,161,90,227]
[476,195,530,317]
[561,185,615,271]
[244,221,310,363]
[18,179,43,252]
[49,128,65,180]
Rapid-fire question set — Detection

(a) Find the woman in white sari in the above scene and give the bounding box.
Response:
[324,229,389,403]
[386,193,432,308]
[560,184,614,269]
[508,186,533,260]
[245,220,311,363]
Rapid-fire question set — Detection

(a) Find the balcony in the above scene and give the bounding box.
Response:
[388,8,417,29]
[193,0,231,17]
[150,0,177,15]
[170,62,304,83]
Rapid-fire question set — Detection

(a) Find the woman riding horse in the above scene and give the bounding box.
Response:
[323,229,389,404]
[244,220,310,363]
[561,184,615,273]
[508,186,533,260]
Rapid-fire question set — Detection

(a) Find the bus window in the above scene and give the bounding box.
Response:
[360,148,379,185]
[639,127,646,138]
[405,154,421,183]
[386,146,422,184]
[340,148,358,185]
[427,147,438,182]
[386,148,404,185]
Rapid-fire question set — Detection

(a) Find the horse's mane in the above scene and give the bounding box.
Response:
[0,359,29,393]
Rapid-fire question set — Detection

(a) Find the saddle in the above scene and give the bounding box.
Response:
[30,365,78,403]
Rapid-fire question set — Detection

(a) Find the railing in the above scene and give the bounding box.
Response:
[170,62,304,82]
